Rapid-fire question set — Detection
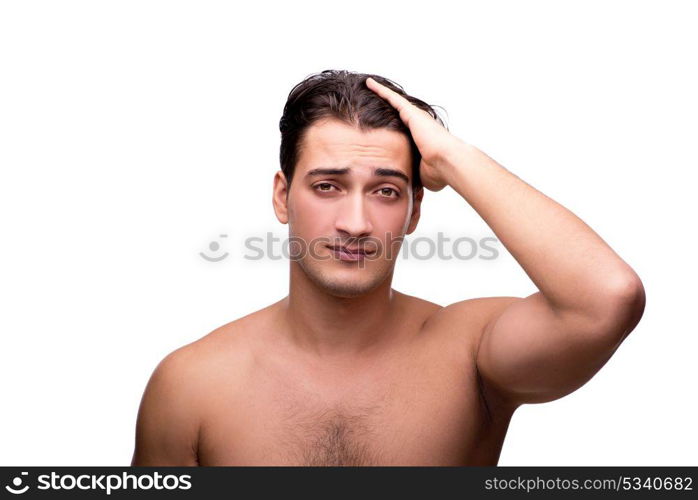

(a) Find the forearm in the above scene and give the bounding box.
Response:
[442,141,643,318]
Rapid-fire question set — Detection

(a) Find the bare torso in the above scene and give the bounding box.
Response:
[186,292,517,466]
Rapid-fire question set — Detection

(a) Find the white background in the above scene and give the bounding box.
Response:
[1,0,695,466]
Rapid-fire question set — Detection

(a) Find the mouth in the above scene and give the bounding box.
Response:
[326,244,376,261]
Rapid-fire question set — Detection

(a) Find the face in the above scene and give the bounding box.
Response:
[273,118,423,298]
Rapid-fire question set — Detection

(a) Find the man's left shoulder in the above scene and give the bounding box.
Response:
[419,296,525,415]
[420,295,522,345]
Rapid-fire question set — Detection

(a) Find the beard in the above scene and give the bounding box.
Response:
[293,250,394,299]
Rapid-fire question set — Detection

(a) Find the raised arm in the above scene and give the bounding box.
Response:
[131,349,201,466]
[439,143,645,406]
[365,77,646,407]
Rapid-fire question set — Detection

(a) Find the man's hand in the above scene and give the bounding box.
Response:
[365,77,463,192]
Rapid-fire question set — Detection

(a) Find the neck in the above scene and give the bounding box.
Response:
[280,260,401,357]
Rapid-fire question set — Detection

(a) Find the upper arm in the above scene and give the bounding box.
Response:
[131,348,201,466]
[451,278,645,407]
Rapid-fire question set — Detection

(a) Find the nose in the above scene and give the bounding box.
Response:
[334,191,373,239]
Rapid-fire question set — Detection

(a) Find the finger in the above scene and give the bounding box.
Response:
[365,77,414,114]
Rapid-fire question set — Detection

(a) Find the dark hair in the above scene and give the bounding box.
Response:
[278,69,448,194]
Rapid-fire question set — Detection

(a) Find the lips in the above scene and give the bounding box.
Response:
[325,244,377,262]
[326,245,375,255]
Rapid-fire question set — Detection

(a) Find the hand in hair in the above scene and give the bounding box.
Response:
[365,77,465,192]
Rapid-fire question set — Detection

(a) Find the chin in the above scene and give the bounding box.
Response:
[323,281,376,299]
[300,260,389,298]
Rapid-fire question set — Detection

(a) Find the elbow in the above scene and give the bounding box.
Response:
[595,270,646,340]
[608,270,646,315]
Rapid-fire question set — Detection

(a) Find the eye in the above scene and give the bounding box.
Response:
[377,187,400,198]
[314,182,338,193]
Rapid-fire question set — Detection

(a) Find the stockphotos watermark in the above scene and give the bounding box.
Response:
[4,470,191,495]
[199,231,500,266]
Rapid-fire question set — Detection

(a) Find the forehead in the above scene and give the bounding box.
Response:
[298,118,412,177]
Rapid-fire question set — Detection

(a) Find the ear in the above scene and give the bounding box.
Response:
[405,187,424,235]
[272,170,289,224]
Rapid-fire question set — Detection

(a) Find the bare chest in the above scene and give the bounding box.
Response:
[197,337,511,466]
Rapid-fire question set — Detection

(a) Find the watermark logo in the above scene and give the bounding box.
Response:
[5,472,29,494]
[199,231,500,265]
[199,233,229,262]
[2,471,192,495]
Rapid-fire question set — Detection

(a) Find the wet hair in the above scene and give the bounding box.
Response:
[278,69,448,194]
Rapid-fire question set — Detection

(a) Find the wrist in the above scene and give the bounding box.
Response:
[440,139,477,186]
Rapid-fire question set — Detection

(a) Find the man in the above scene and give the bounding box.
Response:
[131,70,645,466]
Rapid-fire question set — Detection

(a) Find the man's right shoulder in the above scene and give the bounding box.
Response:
[131,312,262,465]
[147,312,261,410]
[131,342,209,465]
[163,311,262,379]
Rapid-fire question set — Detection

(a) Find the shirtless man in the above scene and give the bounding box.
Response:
[130,70,646,466]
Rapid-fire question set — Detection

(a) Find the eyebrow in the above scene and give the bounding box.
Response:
[305,167,409,184]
